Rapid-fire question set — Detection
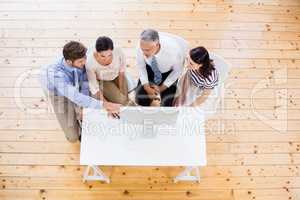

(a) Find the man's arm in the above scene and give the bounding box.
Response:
[136,49,149,85]
[54,76,103,109]
[136,49,157,97]
[161,60,183,91]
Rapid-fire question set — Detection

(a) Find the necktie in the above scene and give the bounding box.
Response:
[73,70,79,90]
[150,56,162,85]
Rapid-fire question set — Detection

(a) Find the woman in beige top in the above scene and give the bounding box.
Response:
[86,36,134,106]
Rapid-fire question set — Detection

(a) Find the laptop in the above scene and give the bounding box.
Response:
[119,107,179,139]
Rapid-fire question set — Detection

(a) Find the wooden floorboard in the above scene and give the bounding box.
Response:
[0,0,300,199]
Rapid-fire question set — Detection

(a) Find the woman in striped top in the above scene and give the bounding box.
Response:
[173,46,219,107]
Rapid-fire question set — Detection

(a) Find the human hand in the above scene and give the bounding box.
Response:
[103,101,121,119]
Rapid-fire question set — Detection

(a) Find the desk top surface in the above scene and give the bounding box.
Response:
[80,107,207,166]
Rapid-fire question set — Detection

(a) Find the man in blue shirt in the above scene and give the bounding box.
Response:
[40,41,120,142]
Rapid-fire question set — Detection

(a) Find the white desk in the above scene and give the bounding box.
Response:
[80,107,207,183]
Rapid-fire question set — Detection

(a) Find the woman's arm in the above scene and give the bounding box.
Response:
[94,90,107,102]
[190,89,212,107]
[86,67,107,102]
[118,48,128,95]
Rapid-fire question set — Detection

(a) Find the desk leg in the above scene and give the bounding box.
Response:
[83,165,110,183]
[174,166,200,183]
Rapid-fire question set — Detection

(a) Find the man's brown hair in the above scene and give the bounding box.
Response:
[63,41,87,62]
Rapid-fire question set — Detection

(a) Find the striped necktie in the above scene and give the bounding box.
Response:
[73,70,80,90]
[150,56,162,85]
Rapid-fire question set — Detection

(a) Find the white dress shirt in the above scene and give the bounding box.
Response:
[136,32,189,87]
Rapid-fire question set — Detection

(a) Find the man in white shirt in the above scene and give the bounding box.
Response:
[135,29,189,106]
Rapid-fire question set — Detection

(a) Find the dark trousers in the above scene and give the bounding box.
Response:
[135,64,177,106]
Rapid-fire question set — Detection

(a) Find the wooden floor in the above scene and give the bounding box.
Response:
[0,0,300,199]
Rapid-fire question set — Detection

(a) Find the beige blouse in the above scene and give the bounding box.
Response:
[86,47,126,95]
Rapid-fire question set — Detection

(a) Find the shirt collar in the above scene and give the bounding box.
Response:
[143,44,164,61]
[62,59,75,73]
[61,58,85,75]
[151,36,164,59]
[155,36,164,58]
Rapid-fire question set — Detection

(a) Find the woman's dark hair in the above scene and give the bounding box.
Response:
[63,41,87,62]
[189,46,215,80]
[95,36,114,52]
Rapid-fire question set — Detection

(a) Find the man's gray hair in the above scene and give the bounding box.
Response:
[140,29,159,42]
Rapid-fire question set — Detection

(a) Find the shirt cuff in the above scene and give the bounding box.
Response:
[89,99,103,109]
[162,79,174,88]
[140,78,149,86]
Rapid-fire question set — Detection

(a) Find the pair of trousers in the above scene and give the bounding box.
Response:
[94,75,131,105]
[135,64,177,106]
[47,91,81,143]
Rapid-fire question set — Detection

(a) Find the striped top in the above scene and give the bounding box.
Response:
[175,67,219,106]
[189,68,219,89]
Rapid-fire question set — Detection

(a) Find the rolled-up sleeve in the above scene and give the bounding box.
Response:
[163,57,183,87]
[80,79,91,97]
[54,75,102,109]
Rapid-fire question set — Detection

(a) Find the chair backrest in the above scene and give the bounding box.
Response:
[199,52,231,117]
[209,52,231,84]
[159,32,189,59]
